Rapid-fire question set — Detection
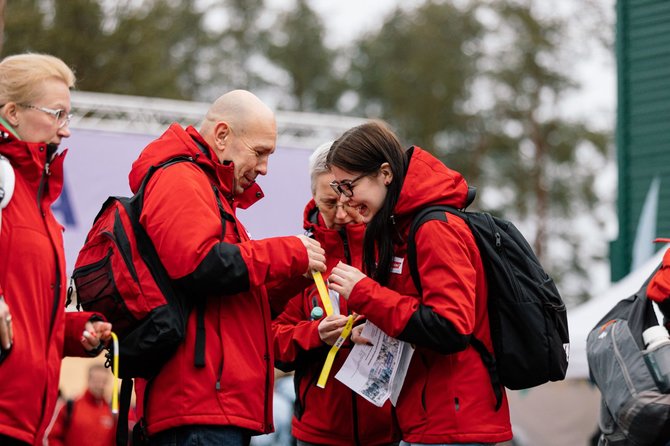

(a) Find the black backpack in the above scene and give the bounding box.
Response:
[407,188,569,409]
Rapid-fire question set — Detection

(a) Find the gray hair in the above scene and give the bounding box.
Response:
[308,141,333,195]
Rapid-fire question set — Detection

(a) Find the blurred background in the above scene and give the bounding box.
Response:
[2,0,668,444]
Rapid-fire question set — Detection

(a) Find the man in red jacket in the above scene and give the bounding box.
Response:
[47,364,115,446]
[273,142,400,446]
[130,90,326,446]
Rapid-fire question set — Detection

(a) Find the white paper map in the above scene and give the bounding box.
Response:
[334,321,414,407]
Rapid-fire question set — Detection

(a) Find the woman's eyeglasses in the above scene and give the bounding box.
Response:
[19,104,72,129]
[318,200,350,211]
[329,173,368,198]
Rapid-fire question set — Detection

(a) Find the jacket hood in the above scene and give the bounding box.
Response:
[393,146,470,219]
[129,123,264,209]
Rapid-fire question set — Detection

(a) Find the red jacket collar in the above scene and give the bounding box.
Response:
[129,123,264,209]
[0,122,66,204]
[393,146,470,221]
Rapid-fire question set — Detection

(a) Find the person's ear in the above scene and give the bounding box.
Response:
[213,121,231,151]
[380,162,393,186]
[1,103,19,127]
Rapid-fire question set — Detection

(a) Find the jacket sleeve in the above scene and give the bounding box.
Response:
[347,219,477,354]
[141,164,309,296]
[63,311,103,357]
[272,290,324,367]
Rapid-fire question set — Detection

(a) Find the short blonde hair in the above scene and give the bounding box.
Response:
[0,53,76,105]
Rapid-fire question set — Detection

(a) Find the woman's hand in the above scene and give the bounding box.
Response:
[350,323,373,346]
[317,315,349,346]
[81,320,112,353]
[327,262,367,300]
[0,296,13,351]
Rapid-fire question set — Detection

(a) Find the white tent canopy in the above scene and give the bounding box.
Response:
[566,246,667,379]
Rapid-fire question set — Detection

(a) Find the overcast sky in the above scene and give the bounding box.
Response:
[265,0,617,131]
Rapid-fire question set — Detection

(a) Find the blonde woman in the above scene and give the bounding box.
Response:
[0,53,111,446]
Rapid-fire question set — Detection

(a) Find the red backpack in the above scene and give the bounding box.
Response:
[69,156,209,379]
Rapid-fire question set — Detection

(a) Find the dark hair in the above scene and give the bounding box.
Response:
[327,120,406,285]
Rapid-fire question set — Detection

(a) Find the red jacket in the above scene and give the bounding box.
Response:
[129,124,309,435]
[345,147,512,444]
[273,200,400,446]
[47,390,115,446]
[649,248,670,304]
[0,124,98,445]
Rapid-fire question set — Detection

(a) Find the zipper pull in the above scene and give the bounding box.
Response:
[495,232,502,248]
[66,278,74,308]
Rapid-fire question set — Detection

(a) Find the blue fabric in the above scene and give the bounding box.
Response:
[250,376,295,446]
[400,442,495,446]
[149,425,251,446]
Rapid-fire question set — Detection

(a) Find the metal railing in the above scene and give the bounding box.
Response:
[70,91,366,149]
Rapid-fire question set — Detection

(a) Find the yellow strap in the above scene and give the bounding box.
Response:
[312,270,333,316]
[110,332,120,414]
[317,315,355,388]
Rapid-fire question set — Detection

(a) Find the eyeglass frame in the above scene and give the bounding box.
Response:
[329,172,370,198]
[317,198,350,211]
[18,104,72,129]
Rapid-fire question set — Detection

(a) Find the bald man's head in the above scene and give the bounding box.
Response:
[200,90,277,196]
[201,90,274,135]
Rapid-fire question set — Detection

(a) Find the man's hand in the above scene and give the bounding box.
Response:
[0,296,13,351]
[327,262,366,300]
[296,235,326,274]
[318,314,349,346]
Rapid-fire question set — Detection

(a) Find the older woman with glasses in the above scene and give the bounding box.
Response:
[271,141,401,446]
[0,53,111,446]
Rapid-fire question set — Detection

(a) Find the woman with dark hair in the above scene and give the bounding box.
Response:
[326,121,512,445]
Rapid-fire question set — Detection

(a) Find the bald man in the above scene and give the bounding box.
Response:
[127,90,326,446]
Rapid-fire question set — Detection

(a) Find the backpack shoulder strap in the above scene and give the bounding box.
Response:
[407,187,476,294]
[132,156,225,372]
[134,156,197,211]
[407,205,460,295]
